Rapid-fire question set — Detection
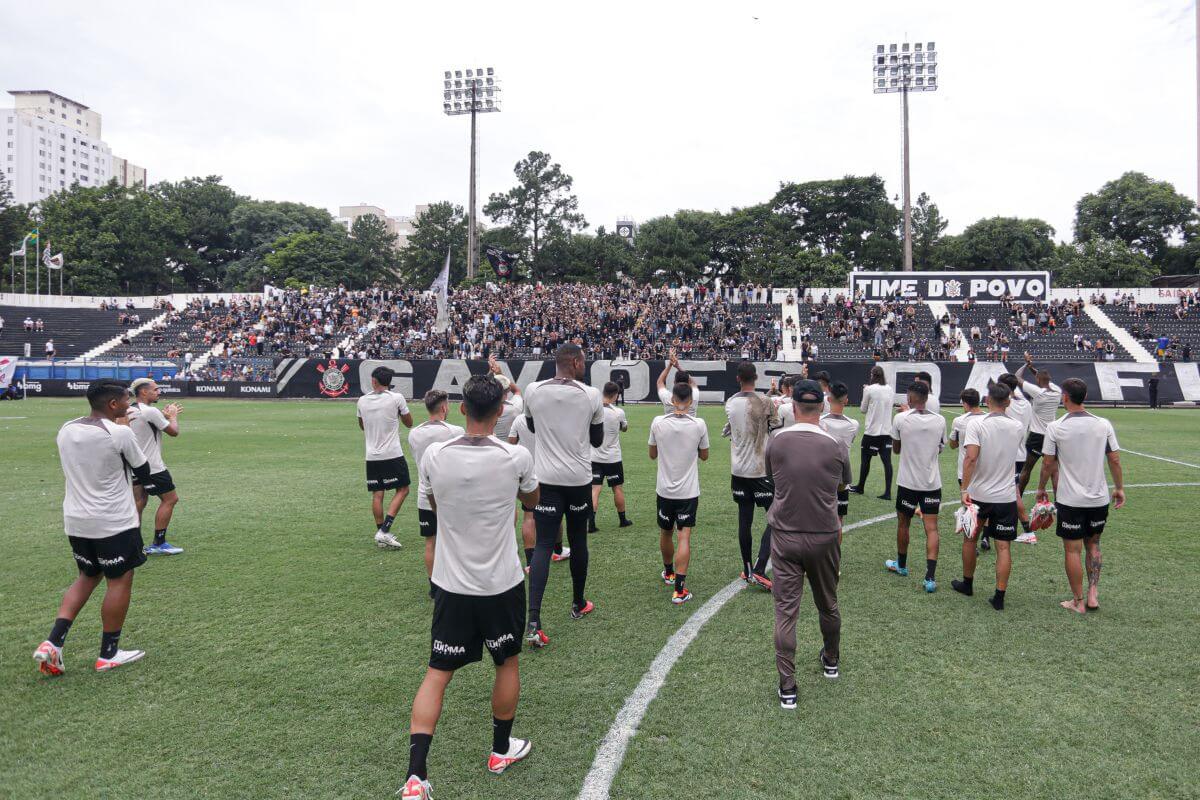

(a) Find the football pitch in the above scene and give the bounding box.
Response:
[2,399,1198,800]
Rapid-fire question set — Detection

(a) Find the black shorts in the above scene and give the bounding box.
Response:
[656,495,699,530]
[133,469,175,496]
[731,475,774,509]
[533,483,592,538]
[1025,432,1046,460]
[974,501,1019,541]
[861,434,891,455]
[591,461,625,487]
[1055,503,1109,540]
[896,485,942,516]
[837,488,849,518]
[418,507,437,537]
[366,457,410,492]
[69,527,146,578]
[429,581,525,671]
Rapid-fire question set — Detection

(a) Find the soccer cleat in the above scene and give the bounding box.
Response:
[820,650,839,679]
[33,641,64,676]
[951,579,974,596]
[619,518,634,528]
[570,600,595,619]
[750,572,773,591]
[95,648,145,672]
[847,486,864,495]
[487,737,532,775]
[778,685,798,710]
[876,493,892,501]
[587,523,599,534]
[551,547,572,562]
[671,589,692,605]
[979,536,991,552]
[924,579,937,593]
[524,622,549,648]
[375,531,402,549]
[662,569,676,585]
[885,559,909,577]
[1015,532,1038,544]
[398,775,432,799]
[144,541,183,555]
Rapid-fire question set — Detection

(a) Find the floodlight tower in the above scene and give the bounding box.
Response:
[873,41,938,272]
[443,67,502,279]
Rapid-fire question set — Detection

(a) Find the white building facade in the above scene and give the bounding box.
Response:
[2,90,146,205]
[335,203,428,249]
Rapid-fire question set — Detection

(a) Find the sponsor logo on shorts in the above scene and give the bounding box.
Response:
[432,639,466,656]
[73,553,94,566]
[899,498,917,510]
[1089,519,1106,528]
[1060,521,1082,531]
[534,504,557,514]
[419,518,431,528]
[676,512,691,521]
[382,477,398,485]
[753,491,772,499]
[97,554,126,566]
[731,488,745,497]
[485,633,515,650]
[569,503,589,512]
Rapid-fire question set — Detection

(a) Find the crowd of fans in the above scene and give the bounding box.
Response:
[1110,291,1196,362]
[797,292,961,362]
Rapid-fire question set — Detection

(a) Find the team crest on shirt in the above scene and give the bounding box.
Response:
[316,359,351,397]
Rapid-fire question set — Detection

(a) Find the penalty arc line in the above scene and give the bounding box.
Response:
[575,481,1200,800]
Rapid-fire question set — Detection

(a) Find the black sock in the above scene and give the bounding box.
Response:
[990,589,1006,610]
[525,547,535,567]
[925,559,937,581]
[48,617,72,648]
[100,629,121,660]
[408,732,433,781]
[381,514,395,533]
[553,540,563,555]
[492,716,514,754]
[153,528,167,546]
[897,552,907,570]
[618,511,628,524]
[664,561,674,576]
[675,573,686,593]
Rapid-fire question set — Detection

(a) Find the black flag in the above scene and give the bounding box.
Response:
[485,245,515,279]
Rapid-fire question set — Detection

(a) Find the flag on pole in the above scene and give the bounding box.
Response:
[430,247,451,333]
[43,245,63,270]
[10,232,32,257]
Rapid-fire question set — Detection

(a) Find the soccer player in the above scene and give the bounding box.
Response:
[723,361,780,588]
[887,381,946,593]
[656,349,698,416]
[1037,378,1125,614]
[522,343,604,647]
[1015,352,1062,495]
[996,373,1036,542]
[912,370,940,414]
[851,365,896,500]
[814,370,833,414]
[400,375,539,800]
[34,380,153,676]
[952,383,1026,611]
[489,355,524,441]
[509,415,569,569]
[407,390,465,586]
[650,382,710,604]
[357,366,414,549]
[126,378,184,556]
[590,381,633,532]
[819,382,859,543]
[772,375,797,429]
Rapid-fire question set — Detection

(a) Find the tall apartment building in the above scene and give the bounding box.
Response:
[335,203,428,249]
[2,89,147,204]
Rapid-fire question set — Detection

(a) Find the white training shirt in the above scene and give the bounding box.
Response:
[963,412,1025,503]
[892,408,945,491]
[356,390,411,461]
[57,416,149,540]
[407,419,466,511]
[819,412,859,453]
[1043,411,1119,508]
[509,414,536,461]
[1021,381,1062,435]
[949,411,986,481]
[860,383,896,436]
[658,385,698,417]
[1004,389,1032,461]
[648,413,710,499]
[127,402,169,473]
[495,394,524,441]
[772,397,796,434]
[524,377,604,486]
[591,404,628,464]
[724,391,780,478]
[420,435,536,595]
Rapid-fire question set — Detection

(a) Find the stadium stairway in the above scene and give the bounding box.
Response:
[926,301,970,360]
[1086,305,1154,363]
[780,301,804,360]
[82,313,170,359]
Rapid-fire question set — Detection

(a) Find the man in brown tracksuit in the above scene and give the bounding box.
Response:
[765,379,851,709]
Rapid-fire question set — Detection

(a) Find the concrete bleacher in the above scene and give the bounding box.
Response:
[0,305,163,360]
[1102,305,1198,360]
[954,303,1131,361]
[787,300,944,360]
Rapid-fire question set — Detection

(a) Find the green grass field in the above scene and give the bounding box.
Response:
[2,399,1198,799]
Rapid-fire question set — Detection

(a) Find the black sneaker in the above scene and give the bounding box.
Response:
[587,524,599,534]
[951,579,974,596]
[820,649,839,680]
[778,685,798,710]
[618,519,634,528]
[847,486,865,495]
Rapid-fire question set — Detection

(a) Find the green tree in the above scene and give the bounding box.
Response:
[771,175,901,270]
[633,214,708,285]
[484,150,587,277]
[956,216,1056,270]
[398,201,468,287]
[1074,172,1198,264]
[1050,238,1157,288]
[349,213,399,287]
[0,173,32,289]
[537,226,636,283]
[153,176,242,290]
[223,199,340,289]
[911,192,948,269]
[262,230,351,287]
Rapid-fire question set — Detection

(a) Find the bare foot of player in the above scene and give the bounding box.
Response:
[1086,586,1100,611]
[1059,598,1086,614]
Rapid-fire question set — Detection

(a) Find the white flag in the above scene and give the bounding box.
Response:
[43,246,63,270]
[10,233,30,258]
[0,356,17,390]
[431,248,451,333]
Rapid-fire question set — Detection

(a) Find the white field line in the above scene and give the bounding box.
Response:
[1122,449,1200,470]
[575,481,1199,800]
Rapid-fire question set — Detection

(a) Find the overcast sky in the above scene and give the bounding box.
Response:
[2,0,1195,241]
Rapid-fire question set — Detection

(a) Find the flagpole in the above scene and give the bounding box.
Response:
[22,251,27,294]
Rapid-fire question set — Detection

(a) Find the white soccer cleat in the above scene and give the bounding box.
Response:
[398,775,432,799]
[33,641,64,676]
[487,737,532,774]
[375,531,403,549]
[1015,532,1038,544]
[550,547,571,562]
[95,648,145,672]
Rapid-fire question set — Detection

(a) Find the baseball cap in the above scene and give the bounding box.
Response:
[793,379,824,403]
